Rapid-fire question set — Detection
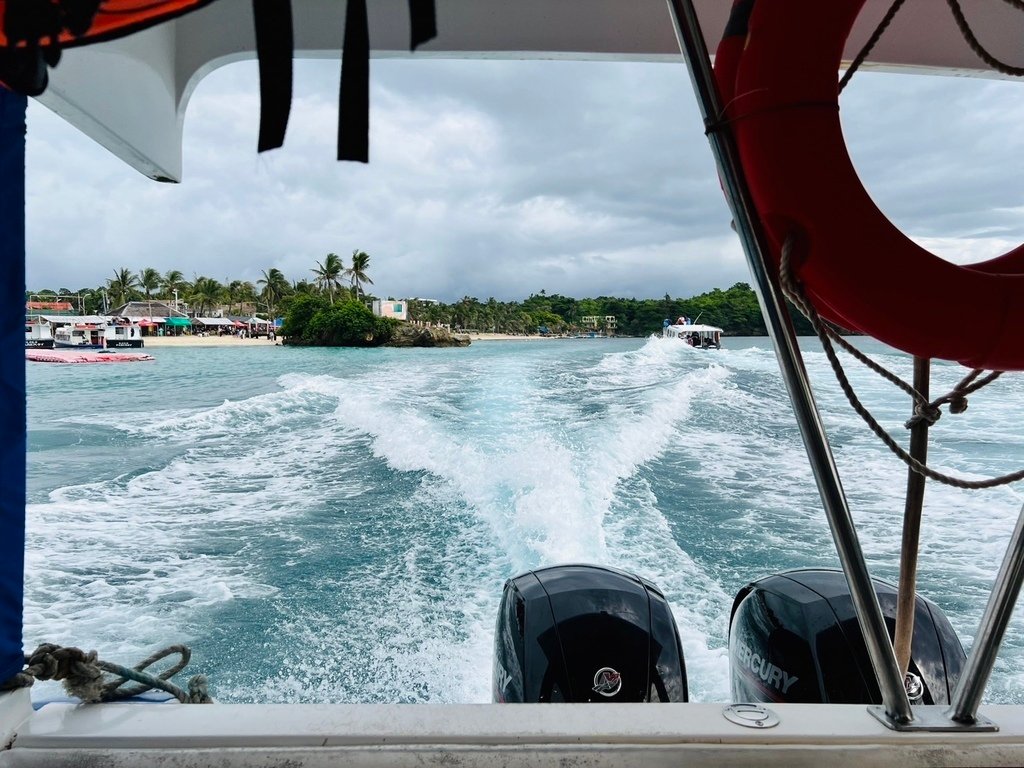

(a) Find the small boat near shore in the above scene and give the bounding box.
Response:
[24,318,53,349]
[42,315,146,350]
[52,323,105,350]
[45,315,108,349]
[104,319,146,348]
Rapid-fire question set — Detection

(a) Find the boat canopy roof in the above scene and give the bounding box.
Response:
[667,323,723,334]
[39,315,106,324]
[27,0,1024,181]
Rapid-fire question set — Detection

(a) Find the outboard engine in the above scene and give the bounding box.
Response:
[729,569,966,704]
[493,564,688,703]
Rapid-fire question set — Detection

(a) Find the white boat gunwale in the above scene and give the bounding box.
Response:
[5,690,1024,767]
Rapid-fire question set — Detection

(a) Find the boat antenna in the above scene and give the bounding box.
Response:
[692,311,704,324]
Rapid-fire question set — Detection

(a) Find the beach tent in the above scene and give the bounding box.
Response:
[164,317,192,327]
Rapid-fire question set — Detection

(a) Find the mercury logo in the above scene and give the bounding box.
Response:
[734,639,799,695]
[593,667,622,697]
[494,664,512,693]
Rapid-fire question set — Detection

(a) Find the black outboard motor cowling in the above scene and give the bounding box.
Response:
[493,564,688,702]
[729,569,966,704]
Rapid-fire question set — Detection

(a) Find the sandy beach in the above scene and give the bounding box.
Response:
[463,333,564,342]
[142,335,280,347]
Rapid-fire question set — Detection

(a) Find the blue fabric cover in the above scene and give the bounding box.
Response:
[0,86,26,685]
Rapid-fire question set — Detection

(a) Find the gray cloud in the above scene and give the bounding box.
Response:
[25,58,1024,301]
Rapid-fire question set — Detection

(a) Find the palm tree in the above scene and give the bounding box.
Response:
[240,281,258,313]
[345,250,374,301]
[107,267,141,307]
[311,252,344,304]
[257,268,289,318]
[227,280,245,314]
[161,269,188,308]
[138,267,161,300]
[189,276,224,317]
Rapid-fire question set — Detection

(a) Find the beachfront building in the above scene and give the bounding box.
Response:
[579,315,617,336]
[192,317,240,336]
[372,300,408,321]
[107,300,191,336]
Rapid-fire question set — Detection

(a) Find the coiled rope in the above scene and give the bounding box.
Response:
[779,234,1024,490]
[0,643,211,704]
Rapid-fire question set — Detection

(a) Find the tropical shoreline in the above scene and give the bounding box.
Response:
[464,333,563,342]
[137,332,569,347]
[141,335,280,348]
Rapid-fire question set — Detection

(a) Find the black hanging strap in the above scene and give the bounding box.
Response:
[337,0,435,162]
[407,0,436,51]
[337,0,369,162]
[252,0,293,152]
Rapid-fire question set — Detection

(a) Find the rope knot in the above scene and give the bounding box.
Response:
[187,674,212,703]
[1,643,211,704]
[905,402,941,429]
[779,230,1019,490]
[949,395,968,414]
[24,644,100,683]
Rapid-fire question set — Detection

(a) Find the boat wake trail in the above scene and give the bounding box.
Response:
[267,340,737,700]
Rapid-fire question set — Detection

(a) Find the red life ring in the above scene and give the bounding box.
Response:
[714,0,1024,370]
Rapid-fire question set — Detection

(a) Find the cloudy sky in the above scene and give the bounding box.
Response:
[23,56,1024,302]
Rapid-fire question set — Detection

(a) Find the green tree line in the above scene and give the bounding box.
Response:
[406,283,813,337]
[26,249,377,322]
[29,252,812,336]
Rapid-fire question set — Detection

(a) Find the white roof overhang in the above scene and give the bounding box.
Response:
[665,323,722,335]
[35,0,1024,182]
[39,315,107,324]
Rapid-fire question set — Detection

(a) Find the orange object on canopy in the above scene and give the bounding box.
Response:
[0,1,218,49]
[0,0,222,98]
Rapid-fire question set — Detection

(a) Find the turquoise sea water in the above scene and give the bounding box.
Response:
[24,336,1024,704]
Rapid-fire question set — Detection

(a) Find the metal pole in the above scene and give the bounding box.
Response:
[665,0,912,723]
[949,502,1024,723]
[894,357,929,679]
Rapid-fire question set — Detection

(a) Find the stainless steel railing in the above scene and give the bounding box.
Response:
[663,0,913,725]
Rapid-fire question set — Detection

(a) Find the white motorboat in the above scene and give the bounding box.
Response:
[103,320,146,349]
[663,321,723,348]
[23,318,52,350]
[49,317,107,350]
